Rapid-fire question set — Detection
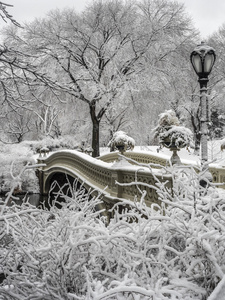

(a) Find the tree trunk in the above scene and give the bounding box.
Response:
[194,132,201,156]
[90,102,100,157]
[92,119,100,157]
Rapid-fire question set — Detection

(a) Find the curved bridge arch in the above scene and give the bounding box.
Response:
[42,165,90,196]
[37,150,172,207]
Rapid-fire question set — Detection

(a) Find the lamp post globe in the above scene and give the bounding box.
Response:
[190,42,216,165]
[190,41,216,87]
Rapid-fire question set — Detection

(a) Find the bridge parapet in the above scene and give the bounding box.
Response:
[99,151,168,167]
[99,151,225,188]
[37,150,172,206]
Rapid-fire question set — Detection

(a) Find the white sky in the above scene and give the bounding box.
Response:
[177,0,225,39]
[3,0,225,39]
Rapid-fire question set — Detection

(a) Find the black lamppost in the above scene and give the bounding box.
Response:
[190,41,216,164]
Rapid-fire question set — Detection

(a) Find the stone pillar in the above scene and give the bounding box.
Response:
[110,170,123,198]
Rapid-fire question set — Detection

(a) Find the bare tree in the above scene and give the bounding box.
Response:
[4,0,195,156]
[1,108,33,142]
[0,0,198,154]
[34,105,59,138]
[20,1,151,157]
[104,107,130,142]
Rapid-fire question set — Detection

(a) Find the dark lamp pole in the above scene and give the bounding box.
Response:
[190,41,216,163]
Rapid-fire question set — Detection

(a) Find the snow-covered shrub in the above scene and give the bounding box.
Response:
[108,131,135,153]
[159,125,193,148]
[154,110,193,149]
[1,162,225,299]
[0,142,39,194]
[157,109,180,128]
[24,135,80,153]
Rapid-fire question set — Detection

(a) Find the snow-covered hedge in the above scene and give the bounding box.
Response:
[1,163,225,299]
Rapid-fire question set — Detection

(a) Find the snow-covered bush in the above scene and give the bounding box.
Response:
[0,142,39,194]
[24,135,80,153]
[0,136,82,194]
[157,109,180,128]
[108,131,135,153]
[154,110,193,149]
[1,162,225,299]
[159,125,193,148]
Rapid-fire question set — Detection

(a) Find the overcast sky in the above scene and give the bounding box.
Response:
[4,0,225,39]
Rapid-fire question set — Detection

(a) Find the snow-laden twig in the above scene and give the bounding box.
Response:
[0,161,45,217]
[1,160,225,299]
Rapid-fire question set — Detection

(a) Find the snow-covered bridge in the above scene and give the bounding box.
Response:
[37,149,225,209]
[37,150,172,208]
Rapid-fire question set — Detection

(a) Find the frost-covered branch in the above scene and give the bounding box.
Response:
[1,158,225,299]
[0,2,21,27]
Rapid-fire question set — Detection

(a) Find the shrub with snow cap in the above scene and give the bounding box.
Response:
[158,109,180,127]
[154,109,193,149]
[108,131,135,153]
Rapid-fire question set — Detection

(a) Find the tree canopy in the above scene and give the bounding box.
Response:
[0,0,198,155]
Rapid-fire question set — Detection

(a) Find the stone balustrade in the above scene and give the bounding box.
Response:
[99,151,168,167]
[99,151,225,188]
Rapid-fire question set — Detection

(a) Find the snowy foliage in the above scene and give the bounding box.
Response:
[154,110,193,149]
[0,136,89,194]
[107,131,135,152]
[159,126,193,149]
[1,161,225,299]
[157,110,180,127]
[24,136,81,153]
[0,142,39,194]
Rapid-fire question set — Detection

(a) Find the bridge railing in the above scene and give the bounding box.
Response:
[99,151,168,167]
[99,151,225,188]
[37,150,172,206]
